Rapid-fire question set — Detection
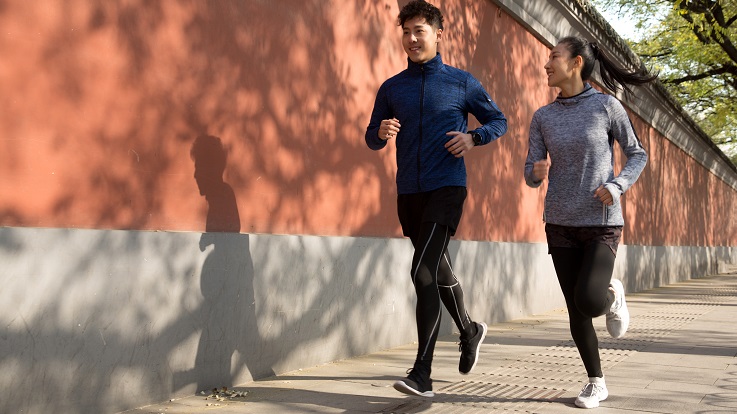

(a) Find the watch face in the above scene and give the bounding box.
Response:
[473,133,481,145]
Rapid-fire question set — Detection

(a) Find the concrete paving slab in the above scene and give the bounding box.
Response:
[612,396,712,414]
[623,351,732,370]
[123,274,737,414]
[612,383,711,404]
[609,363,724,386]
[646,379,722,395]
[700,392,737,411]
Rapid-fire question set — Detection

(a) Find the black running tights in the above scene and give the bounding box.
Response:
[410,221,473,364]
[550,244,616,378]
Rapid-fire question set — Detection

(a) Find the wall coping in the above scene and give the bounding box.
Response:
[492,0,737,190]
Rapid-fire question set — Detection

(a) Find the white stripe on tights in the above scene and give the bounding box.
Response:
[412,224,436,284]
[439,249,465,324]
[418,223,443,360]
[443,252,459,283]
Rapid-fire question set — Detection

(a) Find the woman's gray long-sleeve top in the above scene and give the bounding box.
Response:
[524,84,647,227]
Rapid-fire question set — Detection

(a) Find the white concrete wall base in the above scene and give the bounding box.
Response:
[1,227,733,412]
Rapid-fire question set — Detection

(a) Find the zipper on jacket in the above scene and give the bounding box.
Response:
[417,65,425,192]
[602,203,608,225]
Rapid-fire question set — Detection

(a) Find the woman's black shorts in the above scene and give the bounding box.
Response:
[545,223,623,256]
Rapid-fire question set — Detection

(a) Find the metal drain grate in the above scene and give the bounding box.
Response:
[380,282,737,413]
[382,382,567,413]
[382,401,544,414]
[440,381,565,400]
[472,371,580,388]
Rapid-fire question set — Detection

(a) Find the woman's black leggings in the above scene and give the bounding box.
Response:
[410,221,473,364]
[550,244,616,378]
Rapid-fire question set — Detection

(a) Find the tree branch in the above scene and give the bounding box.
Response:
[676,0,716,15]
[708,1,727,27]
[675,3,737,65]
[678,11,713,44]
[639,51,673,58]
[666,64,737,84]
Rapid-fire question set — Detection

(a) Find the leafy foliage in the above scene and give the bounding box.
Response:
[591,0,737,165]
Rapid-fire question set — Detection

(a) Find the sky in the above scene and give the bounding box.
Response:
[595,6,641,41]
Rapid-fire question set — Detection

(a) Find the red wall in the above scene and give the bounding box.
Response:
[1,0,735,246]
[625,114,737,246]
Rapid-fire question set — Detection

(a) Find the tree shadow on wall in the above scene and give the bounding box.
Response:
[173,135,274,392]
[0,1,565,412]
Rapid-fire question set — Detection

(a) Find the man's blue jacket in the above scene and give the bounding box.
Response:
[365,53,507,194]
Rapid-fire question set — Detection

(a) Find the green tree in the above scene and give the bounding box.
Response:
[591,0,737,165]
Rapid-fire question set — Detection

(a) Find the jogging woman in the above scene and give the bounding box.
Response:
[524,36,655,409]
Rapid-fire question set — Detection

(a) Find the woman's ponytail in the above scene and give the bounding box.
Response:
[559,36,657,95]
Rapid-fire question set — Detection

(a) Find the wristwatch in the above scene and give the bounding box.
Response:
[471,131,482,146]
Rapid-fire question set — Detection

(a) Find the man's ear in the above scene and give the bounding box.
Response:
[435,28,443,42]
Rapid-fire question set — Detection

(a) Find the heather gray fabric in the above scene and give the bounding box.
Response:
[524,84,647,227]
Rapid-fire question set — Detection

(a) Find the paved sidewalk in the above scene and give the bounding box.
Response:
[127,273,737,413]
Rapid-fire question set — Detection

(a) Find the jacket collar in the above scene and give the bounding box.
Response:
[555,83,597,106]
[407,53,443,75]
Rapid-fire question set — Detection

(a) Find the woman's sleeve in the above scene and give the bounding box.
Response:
[524,112,547,188]
[606,99,647,198]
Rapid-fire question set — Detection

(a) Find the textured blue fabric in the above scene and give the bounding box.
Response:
[366,54,507,194]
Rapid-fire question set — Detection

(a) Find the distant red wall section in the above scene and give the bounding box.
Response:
[1,0,735,246]
[625,114,737,246]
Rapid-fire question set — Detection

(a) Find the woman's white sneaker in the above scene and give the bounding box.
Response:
[575,377,608,409]
[606,279,629,338]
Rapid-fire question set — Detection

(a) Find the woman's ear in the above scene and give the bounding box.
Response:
[574,55,583,68]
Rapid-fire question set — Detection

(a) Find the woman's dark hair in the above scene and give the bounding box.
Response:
[398,0,444,30]
[558,36,657,94]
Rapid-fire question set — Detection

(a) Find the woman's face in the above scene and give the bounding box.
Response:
[544,42,580,88]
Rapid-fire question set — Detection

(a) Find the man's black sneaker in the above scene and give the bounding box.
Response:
[459,321,487,374]
[393,363,434,397]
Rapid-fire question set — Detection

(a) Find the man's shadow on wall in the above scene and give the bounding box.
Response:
[173,134,273,393]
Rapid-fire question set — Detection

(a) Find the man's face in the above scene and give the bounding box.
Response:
[402,16,441,64]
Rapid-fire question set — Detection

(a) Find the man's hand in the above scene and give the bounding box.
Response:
[379,118,401,140]
[444,131,474,158]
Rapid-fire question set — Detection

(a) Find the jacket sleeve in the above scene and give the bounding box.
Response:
[524,111,547,188]
[365,82,391,151]
[465,76,507,145]
[606,98,647,200]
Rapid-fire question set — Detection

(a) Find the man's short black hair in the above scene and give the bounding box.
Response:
[398,0,444,30]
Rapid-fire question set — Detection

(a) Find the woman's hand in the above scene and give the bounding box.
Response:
[532,158,550,181]
[594,185,614,206]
